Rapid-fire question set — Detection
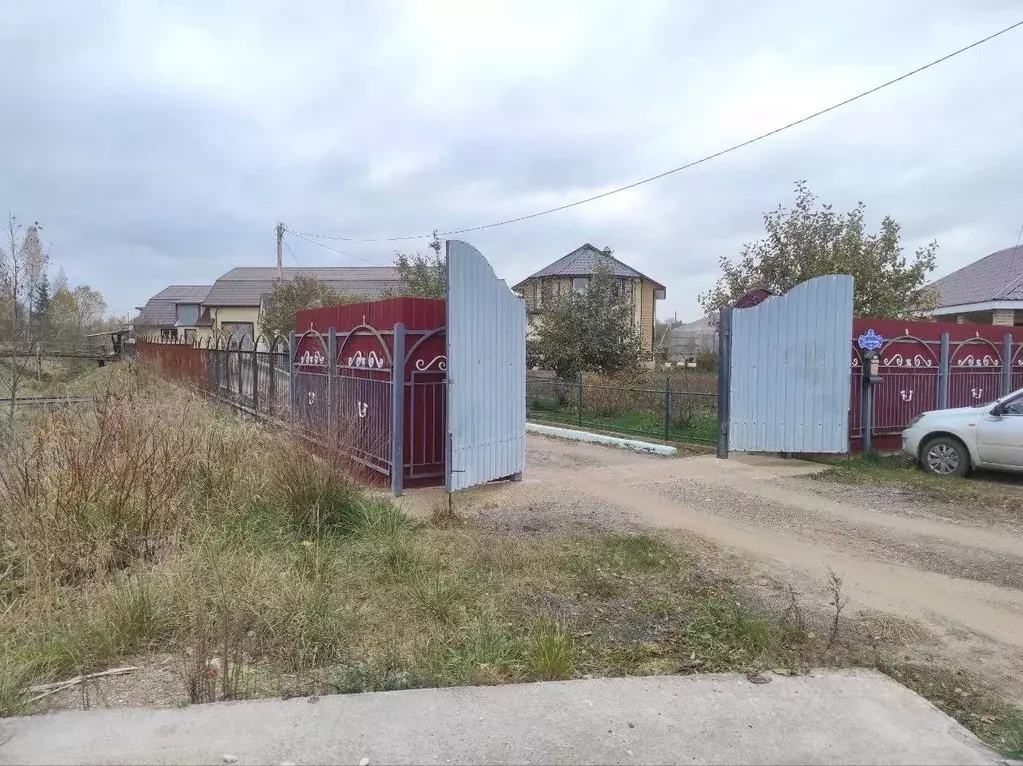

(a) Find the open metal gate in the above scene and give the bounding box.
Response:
[719,274,853,455]
[445,240,526,491]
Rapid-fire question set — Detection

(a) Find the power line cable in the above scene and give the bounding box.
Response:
[994,221,1023,299]
[283,236,302,267]
[286,230,386,266]
[292,19,1023,244]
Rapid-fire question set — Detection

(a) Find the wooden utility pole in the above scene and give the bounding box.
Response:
[275,222,285,279]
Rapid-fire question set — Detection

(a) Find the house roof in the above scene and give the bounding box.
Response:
[134,285,212,327]
[514,244,666,290]
[204,266,402,307]
[930,244,1023,309]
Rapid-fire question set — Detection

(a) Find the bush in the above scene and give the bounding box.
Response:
[584,373,656,418]
[695,351,717,372]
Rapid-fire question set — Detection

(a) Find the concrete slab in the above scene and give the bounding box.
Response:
[0,670,1000,765]
[526,422,678,455]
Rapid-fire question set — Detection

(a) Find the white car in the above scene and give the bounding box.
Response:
[902,388,1023,477]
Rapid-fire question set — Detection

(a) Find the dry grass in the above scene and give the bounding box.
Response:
[1,363,1021,757]
[0,363,809,716]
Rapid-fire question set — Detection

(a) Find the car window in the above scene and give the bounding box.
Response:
[1003,400,1023,416]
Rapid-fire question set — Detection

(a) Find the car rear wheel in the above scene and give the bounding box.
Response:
[920,436,970,477]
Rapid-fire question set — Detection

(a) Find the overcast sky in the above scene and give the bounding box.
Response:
[2,1,1021,321]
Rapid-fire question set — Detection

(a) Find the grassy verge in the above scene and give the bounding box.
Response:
[1,364,1020,757]
[0,356,108,398]
[809,452,1023,526]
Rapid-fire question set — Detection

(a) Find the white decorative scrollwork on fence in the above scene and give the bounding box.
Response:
[882,353,933,367]
[307,391,316,405]
[414,355,447,371]
[900,390,913,402]
[955,354,998,367]
[299,350,326,366]
[346,350,387,369]
[971,388,984,400]
[357,401,368,418]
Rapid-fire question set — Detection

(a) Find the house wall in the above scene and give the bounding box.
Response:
[520,276,660,353]
[211,306,261,338]
[932,308,1023,327]
[639,280,656,352]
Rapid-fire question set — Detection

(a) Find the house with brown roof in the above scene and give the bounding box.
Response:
[137,267,402,343]
[134,285,213,342]
[513,244,666,353]
[926,244,1023,325]
[198,266,401,340]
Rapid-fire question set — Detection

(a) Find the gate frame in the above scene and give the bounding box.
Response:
[719,275,854,456]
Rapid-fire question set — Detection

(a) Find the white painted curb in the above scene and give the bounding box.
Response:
[526,422,678,456]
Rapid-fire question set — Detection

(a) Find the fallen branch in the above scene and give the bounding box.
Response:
[28,666,139,703]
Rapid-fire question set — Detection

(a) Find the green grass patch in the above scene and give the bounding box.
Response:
[810,452,1023,525]
[526,400,718,444]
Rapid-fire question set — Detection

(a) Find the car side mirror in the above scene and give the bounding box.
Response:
[991,404,1004,417]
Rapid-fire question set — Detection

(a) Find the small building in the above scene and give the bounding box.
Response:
[513,244,666,353]
[926,244,1023,325]
[134,285,213,342]
[666,315,718,361]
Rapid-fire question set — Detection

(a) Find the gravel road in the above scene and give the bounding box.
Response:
[445,435,1023,702]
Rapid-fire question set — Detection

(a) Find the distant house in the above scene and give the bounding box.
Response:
[134,285,212,343]
[198,266,402,341]
[513,244,666,353]
[926,244,1023,325]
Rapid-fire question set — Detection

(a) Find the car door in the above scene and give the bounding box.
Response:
[976,397,1023,469]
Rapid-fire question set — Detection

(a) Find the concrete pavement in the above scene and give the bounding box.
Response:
[0,670,1001,765]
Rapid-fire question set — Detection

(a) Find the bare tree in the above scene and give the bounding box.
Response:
[71,285,107,341]
[0,213,49,419]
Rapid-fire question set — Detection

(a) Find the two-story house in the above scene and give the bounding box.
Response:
[513,244,666,353]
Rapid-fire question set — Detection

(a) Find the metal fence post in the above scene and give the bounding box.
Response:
[251,344,259,413]
[577,373,584,426]
[268,342,277,416]
[861,357,874,453]
[1003,333,1013,397]
[390,323,406,496]
[938,332,950,410]
[288,331,297,418]
[327,329,338,449]
[716,307,732,459]
[663,376,671,440]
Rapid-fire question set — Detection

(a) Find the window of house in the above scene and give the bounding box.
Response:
[572,277,589,294]
[160,328,178,341]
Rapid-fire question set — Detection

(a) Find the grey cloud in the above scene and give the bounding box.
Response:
[1,0,1021,321]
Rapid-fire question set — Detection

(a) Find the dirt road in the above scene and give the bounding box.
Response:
[439,435,1023,700]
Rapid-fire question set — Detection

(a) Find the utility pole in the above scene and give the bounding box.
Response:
[275,222,285,279]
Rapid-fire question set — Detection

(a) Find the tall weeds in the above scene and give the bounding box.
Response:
[0,375,204,587]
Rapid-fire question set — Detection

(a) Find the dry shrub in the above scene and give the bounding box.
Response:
[0,375,206,587]
[583,372,657,418]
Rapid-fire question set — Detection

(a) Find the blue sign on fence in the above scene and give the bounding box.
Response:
[857,329,884,351]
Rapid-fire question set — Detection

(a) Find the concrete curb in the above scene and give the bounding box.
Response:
[527,422,678,456]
